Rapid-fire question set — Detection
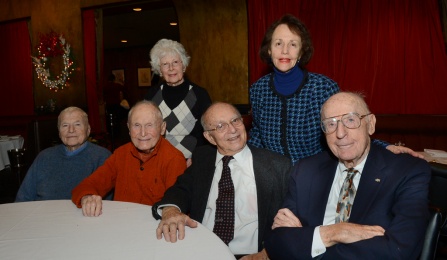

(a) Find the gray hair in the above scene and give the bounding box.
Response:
[57,107,89,129]
[149,39,190,75]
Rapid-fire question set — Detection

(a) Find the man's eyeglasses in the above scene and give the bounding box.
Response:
[321,112,371,134]
[206,117,244,133]
[160,60,182,70]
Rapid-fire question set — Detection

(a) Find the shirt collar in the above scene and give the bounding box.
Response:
[130,137,163,162]
[64,141,88,156]
[215,145,249,166]
[338,153,368,174]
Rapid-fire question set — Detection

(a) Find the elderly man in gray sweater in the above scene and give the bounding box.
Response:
[15,107,111,201]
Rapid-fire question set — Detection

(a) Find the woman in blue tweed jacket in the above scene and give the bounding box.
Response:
[248,14,420,165]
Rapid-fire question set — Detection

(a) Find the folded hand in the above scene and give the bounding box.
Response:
[320,222,385,247]
[272,208,302,229]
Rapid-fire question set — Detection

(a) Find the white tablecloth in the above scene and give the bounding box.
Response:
[0,136,24,171]
[0,200,235,260]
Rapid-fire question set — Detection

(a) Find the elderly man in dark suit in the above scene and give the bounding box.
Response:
[264,92,431,259]
[152,102,292,258]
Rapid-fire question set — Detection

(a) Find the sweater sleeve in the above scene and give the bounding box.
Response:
[162,150,187,192]
[15,160,39,202]
[247,81,265,148]
[71,153,118,207]
[372,138,389,148]
[191,86,212,147]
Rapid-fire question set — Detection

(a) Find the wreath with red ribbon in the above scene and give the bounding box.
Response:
[31,32,74,92]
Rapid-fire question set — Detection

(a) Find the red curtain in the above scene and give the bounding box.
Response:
[0,20,34,116]
[247,0,447,114]
[82,10,102,133]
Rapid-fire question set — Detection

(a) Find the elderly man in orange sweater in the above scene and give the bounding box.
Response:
[72,100,187,217]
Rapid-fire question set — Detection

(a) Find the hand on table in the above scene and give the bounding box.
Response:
[386,145,424,159]
[81,195,103,217]
[156,206,198,242]
[272,208,302,229]
[319,222,385,247]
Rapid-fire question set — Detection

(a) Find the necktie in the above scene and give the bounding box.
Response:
[213,156,234,245]
[335,168,359,223]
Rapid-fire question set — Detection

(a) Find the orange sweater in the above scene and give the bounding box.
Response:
[72,138,186,207]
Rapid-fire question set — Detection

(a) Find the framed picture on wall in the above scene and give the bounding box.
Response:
[138,68,152,87]
[112,69,125,86]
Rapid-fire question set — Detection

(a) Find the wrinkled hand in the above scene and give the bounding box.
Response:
[386,145,424,159]
[240,249,269,260]
[81,195,103,217]
[272,208,302,229]
[156,206,198,242]
[320,222,385,247]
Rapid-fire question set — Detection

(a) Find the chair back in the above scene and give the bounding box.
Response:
[419,209,442,260]
[429,162,447,235]
[429,162,447,212]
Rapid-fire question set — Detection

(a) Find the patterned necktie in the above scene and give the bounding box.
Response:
[213,156,234,245]
[335,168,359,223]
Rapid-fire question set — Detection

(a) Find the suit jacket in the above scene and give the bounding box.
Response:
[153,144,292,252]
[265,143,431,260]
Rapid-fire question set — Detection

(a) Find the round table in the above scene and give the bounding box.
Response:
[0,200,235,259]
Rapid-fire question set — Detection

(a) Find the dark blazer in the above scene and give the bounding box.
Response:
[265,143,431,260]
[153,144,292,252]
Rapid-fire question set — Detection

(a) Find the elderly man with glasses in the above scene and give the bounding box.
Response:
[263,92,430,260]
[152,102,292,259]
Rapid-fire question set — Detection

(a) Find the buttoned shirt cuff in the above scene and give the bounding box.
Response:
[156,204,181,216]
[311,226,326,258]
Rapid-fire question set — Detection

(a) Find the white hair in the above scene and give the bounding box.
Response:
[149,39,190,75]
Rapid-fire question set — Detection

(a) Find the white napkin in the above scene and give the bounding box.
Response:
[424,149,447,158]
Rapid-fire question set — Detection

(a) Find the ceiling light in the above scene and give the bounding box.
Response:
[170,22,178,26]
[121,40,128,43]
[133,8,142,11]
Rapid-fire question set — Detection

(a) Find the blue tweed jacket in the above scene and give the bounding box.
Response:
[248,71,339,164]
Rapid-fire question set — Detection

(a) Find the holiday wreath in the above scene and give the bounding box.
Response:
[31,32,74,92]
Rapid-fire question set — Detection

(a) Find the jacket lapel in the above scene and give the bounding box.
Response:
[194,147,218,221]
[349,144,387,222]
[251,147,273,246]
[308,158,338,226]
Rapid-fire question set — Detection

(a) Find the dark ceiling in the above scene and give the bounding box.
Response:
[102,0,179,50]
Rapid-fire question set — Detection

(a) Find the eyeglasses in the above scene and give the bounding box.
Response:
[206,117,244,133]
[160,60,182,70]
[321,112,371,134]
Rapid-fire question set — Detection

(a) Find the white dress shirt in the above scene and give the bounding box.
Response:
[311,155,367,257]
[201,145,259,255]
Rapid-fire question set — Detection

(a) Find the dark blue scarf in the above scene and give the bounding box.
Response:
[273,64,304,96]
